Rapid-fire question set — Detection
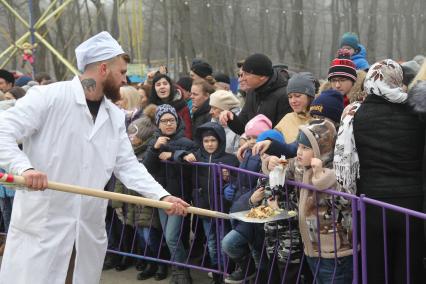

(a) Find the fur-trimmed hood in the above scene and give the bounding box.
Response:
[408,80,426,113]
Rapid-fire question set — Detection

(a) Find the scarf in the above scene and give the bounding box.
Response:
[364,59,407,104]
[333,102,361,195]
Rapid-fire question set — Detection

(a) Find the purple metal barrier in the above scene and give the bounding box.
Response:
[0,162,424,284]
[358,195,426,284]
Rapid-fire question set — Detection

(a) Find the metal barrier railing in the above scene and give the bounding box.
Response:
[1,162,425,283]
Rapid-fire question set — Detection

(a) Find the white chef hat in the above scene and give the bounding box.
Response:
[75,31,125,72]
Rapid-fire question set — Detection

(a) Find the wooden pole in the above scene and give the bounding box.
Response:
[0,172,230,220]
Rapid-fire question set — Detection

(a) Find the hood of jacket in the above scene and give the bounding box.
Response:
[194,121,227,159]
[299,119,336,167]
[352,44,370,70]
[254,69,288,98]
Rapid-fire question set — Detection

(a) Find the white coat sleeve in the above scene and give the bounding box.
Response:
[0,87,48,175]
[113,122,170,201]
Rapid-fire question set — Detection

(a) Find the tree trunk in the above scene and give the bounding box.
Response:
[366,0,378,62]
[290,0,307,68]
[32,0,47,72]
[330,0,341,60]
[348,0,359,35]
[276,0,288,63]
[6,0,17,70]
[110,0,120,39]
[386,0,395,58]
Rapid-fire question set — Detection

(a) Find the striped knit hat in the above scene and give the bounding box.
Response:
[328,50,357,82]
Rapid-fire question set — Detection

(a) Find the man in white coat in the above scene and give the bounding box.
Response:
[0,32,188,284]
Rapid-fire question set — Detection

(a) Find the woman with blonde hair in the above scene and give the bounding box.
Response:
[409,59,426,90]
[116,86,141,111]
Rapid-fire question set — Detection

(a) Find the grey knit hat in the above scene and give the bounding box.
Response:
[287,72,316,98]
[155,104,178,125]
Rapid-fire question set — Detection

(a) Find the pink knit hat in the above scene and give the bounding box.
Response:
[245,114,272,137]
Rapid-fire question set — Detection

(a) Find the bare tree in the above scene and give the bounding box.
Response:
[386,0,395,58]
[366,0,378,62]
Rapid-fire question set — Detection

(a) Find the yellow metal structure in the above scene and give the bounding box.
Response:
[0,0,78,74]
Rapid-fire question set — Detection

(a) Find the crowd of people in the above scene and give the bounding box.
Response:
[0,31,425,284]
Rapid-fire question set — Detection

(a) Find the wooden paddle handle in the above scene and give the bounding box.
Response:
[0,172,230,220]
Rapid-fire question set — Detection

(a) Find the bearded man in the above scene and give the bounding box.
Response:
[0,31,188,284]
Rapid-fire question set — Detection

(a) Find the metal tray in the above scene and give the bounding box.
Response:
[229,209,295,223]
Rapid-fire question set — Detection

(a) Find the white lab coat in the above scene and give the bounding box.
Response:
[0,76,170,284]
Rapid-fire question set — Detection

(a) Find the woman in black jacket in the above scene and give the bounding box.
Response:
[143,104,198,283]
[336,59,425,283]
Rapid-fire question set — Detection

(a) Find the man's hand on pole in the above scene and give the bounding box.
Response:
[22,169,48,190]
[161,195,189,216]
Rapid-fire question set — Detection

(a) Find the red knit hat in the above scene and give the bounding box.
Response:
[328,49,357,82]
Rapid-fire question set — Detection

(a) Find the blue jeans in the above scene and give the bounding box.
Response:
[222,229,262,268]
[202,218,220,266]
[158,209,188,263]
[306,255,353,284]
[0,197,13,233]
[136,226,162,256]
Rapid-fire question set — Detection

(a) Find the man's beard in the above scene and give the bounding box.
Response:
[103,74,121,103]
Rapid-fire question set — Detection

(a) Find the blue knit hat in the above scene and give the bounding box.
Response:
[340,32,360,52]
[256,129,285,144]
[155,104,178,125]
[309,90,344,123]
[15,76,32,87]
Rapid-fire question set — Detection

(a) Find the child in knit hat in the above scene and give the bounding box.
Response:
[340,32,370,71]
[143,104,198,282]
[328,50,357,106]
[209,90,241,154]
[262,119,353,283]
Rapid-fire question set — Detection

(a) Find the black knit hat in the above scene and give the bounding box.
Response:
[191,61,213,78]
[0,69,15,85]
[328,50,357,82]
[242,53,273,77]
[176,76,193,92]
[214,73,231,85]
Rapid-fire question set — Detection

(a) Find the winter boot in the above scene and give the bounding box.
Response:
[169,266,192,284]
[224,257,255,284]
[155,263,168,281]
[137,263,158,280]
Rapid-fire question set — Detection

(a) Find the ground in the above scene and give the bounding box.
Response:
[101,266,211,284]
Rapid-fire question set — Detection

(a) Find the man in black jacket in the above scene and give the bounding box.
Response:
[219,53,291,135]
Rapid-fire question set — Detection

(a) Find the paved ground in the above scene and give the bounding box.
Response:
[0,257,212,284]
[101,266,211,284]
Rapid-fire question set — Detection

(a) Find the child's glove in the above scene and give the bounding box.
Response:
[223,184,236,201]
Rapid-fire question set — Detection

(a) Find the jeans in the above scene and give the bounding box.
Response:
[158,209,188,263]
[136,226,162,256]
[222,229,262,268]
[202,218,220,266]
[0,197,14,233]
[306,255,353,284]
